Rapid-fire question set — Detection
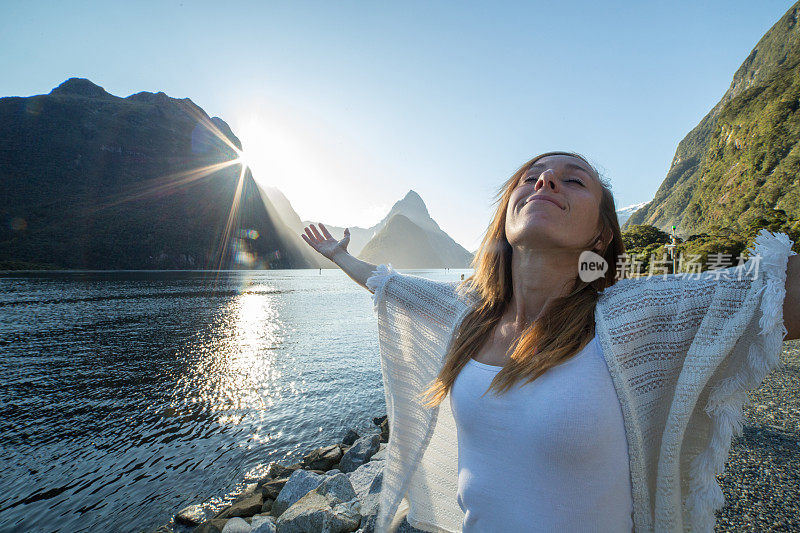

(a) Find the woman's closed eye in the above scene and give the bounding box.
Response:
[523,176,584,186]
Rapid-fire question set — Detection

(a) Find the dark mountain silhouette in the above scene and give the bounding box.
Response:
[0,78,312,269]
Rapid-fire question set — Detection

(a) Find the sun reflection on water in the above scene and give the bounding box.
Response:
[171,280,285,440]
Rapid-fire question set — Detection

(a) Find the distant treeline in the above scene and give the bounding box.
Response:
[620,208,800,276]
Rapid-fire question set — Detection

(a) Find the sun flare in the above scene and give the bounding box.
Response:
[235,148,253,171]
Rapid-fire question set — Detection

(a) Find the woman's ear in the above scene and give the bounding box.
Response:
[593,227,613,254]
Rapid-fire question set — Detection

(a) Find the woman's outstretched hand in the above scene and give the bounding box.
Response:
[301,223,350,261]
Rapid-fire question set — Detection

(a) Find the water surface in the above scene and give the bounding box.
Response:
[0,267,471,532]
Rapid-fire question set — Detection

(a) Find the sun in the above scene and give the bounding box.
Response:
[235,148,253,171]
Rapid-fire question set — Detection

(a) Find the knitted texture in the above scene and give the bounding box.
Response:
[366,229,796,533]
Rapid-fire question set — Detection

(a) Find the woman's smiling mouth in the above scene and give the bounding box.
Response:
[523,194,565,210]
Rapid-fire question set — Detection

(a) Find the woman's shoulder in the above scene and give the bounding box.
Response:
[367,264,480,321]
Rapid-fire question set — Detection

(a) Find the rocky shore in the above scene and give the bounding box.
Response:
[148,340,800,533]
[714,339,800,531]
[148,414,423,533]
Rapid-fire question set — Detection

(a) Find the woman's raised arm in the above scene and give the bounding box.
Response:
[300,223,378,292]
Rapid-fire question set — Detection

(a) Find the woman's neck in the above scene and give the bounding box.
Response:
[508,246,580,327]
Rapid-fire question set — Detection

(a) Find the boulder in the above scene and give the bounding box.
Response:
[370,443,387,462]
[354,492,380,532]
[257,463,299,488]
[260,478,289,500]
[347,461,384,501]
[216,493,264,519]
[274,474,360,533]
[341,429,359,446]
[339,434,380,473]
[176,503,208,526]
[221,517,252,533]
[301,443,343,471]
[379,419,389,443]
[271,469,325,517]
[193,518,228,533]
[250,514,277,532]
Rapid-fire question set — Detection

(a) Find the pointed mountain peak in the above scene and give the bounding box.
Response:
[394,189,429,216]
[49,78,115,99]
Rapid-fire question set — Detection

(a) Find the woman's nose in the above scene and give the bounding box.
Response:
[535,170,558,190]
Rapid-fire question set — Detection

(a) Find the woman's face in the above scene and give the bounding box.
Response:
[505,155,604,253]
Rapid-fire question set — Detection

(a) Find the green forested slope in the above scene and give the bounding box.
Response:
[625,2,800,239]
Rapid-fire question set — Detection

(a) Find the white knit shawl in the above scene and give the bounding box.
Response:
[365,229,796,533]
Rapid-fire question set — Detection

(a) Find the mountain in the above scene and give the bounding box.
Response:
[263,188,475,269]
[355,191,473,268]
[266,189,474,268]
[299,190,436,258]
[616,201,650,226]
[624,2,800,236]
[0,78,312,269]
[357,213,449,268]
[257,185,327,269]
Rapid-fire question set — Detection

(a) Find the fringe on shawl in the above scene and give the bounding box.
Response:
[685,229,796,533]
[366,263,397,312]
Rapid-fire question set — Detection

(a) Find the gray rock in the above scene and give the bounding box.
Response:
[260,478,288,501]
[256,463,299,488]
[193,518,228,533]
[251,514,277,533]
[272,468,325,517]
[275,492,361,533]
[301,444,344,471]
[347,461,384,501]
[217,492,264,519]
[339,434,380,473]
[367,469,382,495]
[316,473,357,503]
[330,499,362,529]
[369,443,387,462]
[176,503,208,526]
[342,429,359,446]
[378,419,389,443]
[221,517,252,533]
[354,492,380,532]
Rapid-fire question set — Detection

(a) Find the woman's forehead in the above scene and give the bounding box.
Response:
[524,155,597,181]
[527,155,595,177]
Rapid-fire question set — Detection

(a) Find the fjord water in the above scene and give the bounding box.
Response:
[0,268,470,533]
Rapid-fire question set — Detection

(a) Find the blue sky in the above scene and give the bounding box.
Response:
[0,0,794,251]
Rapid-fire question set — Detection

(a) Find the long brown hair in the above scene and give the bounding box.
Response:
[419,151,626,407]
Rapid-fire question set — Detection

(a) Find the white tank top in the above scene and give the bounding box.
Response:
[449,335,634,532]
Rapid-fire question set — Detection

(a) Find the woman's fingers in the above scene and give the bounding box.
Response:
[310,224,325,241]
[319,223,333,240]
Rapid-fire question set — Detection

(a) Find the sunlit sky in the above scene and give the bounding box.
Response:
[1,1,794,252]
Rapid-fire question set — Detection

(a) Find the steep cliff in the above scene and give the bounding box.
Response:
[624,2,800,236]
[0,78,311,269]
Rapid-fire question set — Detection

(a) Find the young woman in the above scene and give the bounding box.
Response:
[301,151,800,533]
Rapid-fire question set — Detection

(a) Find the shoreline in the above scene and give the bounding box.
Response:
[149,413,422,533]
[150,340,800,533]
